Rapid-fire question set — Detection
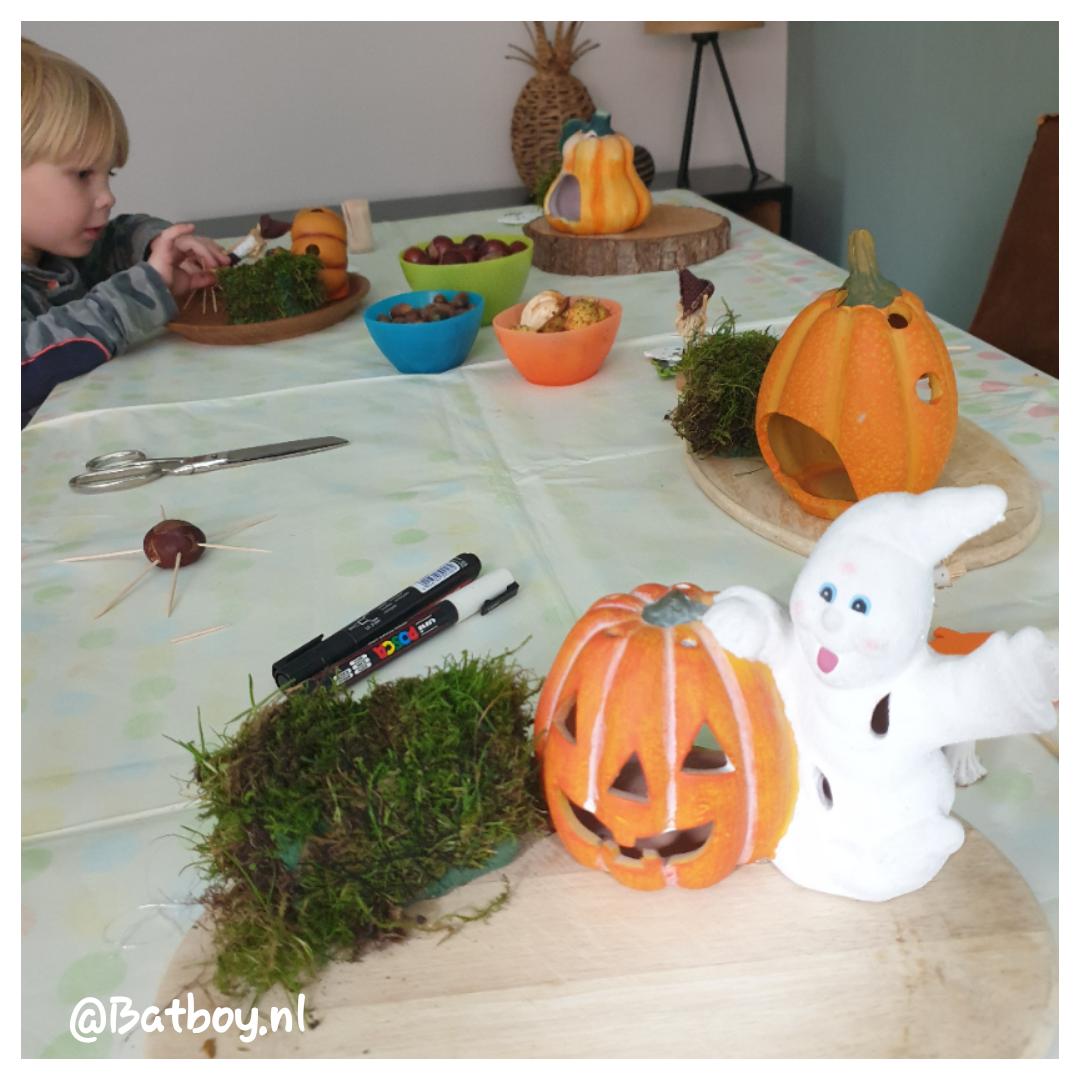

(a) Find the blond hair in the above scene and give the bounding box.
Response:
[21,37,129,168]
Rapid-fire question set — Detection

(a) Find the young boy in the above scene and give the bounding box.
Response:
[21,38,230,425]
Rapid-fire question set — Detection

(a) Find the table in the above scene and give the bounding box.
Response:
[21,191,1059,1058]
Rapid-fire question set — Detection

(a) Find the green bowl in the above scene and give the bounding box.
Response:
[398,235,534,326]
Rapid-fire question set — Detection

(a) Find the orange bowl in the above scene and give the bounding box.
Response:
[492,299,622,386]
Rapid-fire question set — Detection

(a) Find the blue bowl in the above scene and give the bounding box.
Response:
[364,290,484,374]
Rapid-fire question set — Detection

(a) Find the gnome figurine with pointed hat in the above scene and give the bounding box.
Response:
[702,485,1058,902]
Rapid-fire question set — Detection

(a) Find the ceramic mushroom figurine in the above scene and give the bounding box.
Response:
[701,484,1059,902]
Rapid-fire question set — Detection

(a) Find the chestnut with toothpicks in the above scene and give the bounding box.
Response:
[143,520,207,568]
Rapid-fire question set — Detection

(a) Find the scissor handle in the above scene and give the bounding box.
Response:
[69,459,167,492]
[83,449,149,470]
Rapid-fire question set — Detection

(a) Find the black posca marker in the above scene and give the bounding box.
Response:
[271,553,481,687]
[327,570,519,689]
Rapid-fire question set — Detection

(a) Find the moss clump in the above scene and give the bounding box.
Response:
[667,302,779,457]
[178,651,546,997]
[216,249,326,324]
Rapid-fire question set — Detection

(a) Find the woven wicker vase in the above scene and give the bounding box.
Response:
[508,22,599,193]
[511,75,596,193]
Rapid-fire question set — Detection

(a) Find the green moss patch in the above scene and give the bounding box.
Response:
[178,651,546,996]
[667,303,779,458]
[216,250,326,324]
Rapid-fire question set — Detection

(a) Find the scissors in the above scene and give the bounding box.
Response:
[69,436,349,493]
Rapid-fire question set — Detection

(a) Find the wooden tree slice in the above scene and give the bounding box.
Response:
[146,825,1056,1058]
[686,417,1042,579]
[524,204,730,276]
[167,273,370,346]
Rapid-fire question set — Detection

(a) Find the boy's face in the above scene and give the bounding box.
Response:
[21,157,117,264]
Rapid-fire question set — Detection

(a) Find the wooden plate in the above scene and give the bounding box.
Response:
[686,417,1043,579]
[146,825,1056,1058]
[167,272,370,345]
[524,204,730,276]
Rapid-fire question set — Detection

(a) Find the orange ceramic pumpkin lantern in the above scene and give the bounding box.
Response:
[543,113,651,236]
[755,229,958,520]
[291,207,349,300]
[535,583,798,891]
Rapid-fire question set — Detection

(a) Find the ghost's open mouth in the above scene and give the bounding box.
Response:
[563,792,713,861]
[817,646,839,673]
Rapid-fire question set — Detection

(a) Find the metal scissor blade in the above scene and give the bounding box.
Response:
[201,436,350,468]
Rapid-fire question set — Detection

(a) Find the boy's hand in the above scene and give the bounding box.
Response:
[147,223,231,296]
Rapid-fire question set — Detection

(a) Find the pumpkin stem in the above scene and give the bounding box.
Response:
[642,589,709,628]
[840,229,901,308]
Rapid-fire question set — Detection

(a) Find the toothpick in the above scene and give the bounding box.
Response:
[182,290,197,312]
[947,345,972,353]
[213,514,276,541]
[94,562,157,619]
[57,548,143,563]
[211,287,217,314]
[167,552,181,617]
[197,543,270,554]
[171,624,228,645]
[160,504,167,521]
[202,288,207,315]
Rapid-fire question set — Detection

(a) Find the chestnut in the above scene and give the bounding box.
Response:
[428,235,454,256]
[456,246,478,263]
[481,239,510,258]
[439,250,466,264]
[144,519,206,568]
[462,234,486,250]
[508,240,527,254]
[402,246,431,264]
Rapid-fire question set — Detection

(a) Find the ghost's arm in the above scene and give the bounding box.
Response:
[893,628,1058,748]
[700,586,790,667]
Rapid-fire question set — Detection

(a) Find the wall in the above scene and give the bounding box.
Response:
[22,21,788,221]
[785,21,1058,329]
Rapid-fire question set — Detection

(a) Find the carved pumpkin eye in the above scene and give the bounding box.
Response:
[888,313,909,329]
[609,753,648,801]
[819,582,837,603]
[681,725,735,773]
[556,701,577,744]
[850,595,871,614]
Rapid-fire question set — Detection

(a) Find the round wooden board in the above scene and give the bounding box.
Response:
[166,272,370,345]
[524,204,730,276]
[146,825,1055,1058]
[686,417,1042,578]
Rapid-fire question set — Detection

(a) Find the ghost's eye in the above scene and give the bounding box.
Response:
[819,583,836,603]
[851,595,871,614]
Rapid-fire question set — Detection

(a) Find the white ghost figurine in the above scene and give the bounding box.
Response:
[702,485,1058,902]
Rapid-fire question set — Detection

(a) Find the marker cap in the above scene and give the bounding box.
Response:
[450,569,516,620]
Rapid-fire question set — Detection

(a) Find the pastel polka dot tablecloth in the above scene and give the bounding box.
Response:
[22,193,1058,1057]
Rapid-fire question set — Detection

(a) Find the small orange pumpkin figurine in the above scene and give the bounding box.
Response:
[543,112,651,236]
[755,229,958,520]
[535,583,798,890]
[291,207,349,300]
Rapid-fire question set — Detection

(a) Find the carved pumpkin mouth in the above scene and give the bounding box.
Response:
[547,175,581,222]
[762,413,857,503]
[562,792,714,862]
